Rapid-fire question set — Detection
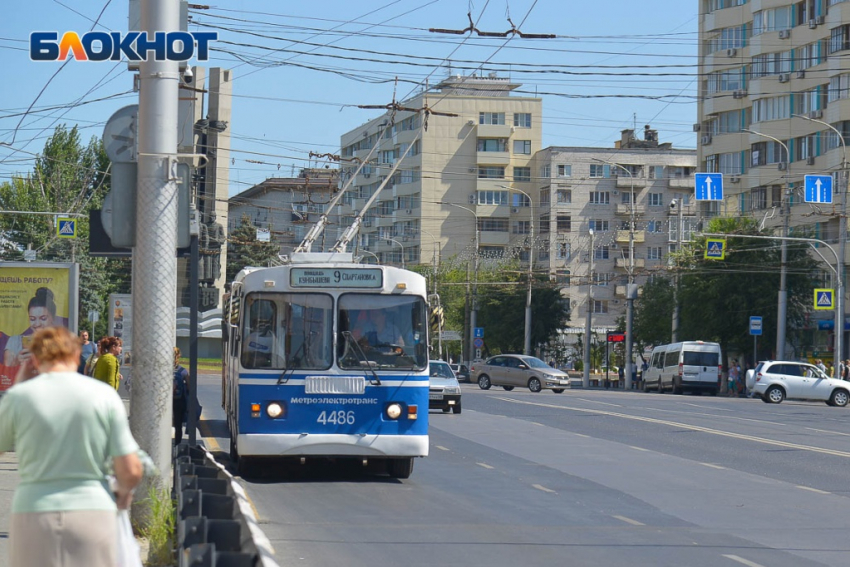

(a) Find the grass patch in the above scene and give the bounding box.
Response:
[179,357,222,372]
[137,485,176,567]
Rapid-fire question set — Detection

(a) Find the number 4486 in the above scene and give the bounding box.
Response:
[317,410,355,425]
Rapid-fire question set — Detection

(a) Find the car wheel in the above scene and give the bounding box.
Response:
[387,457,414,479]
[830,389,849,407]
[765,385,785,404]
[760,394,770,403]
[552,389,565,394]
[528,377,542,393]
[502,385,515,391]
[452,403,462,414]
[478,374,491,390]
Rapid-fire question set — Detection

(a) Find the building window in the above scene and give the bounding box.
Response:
[556,242,571,260]
[476,190,509,205]
[540,214,550,234]
[589,219,609,232]
[557,215,571,232]
[557,164,571,178]
[706,68,745,94]
[513,140,532,154]
[752,7,792,36]
[514,113,532,128]
[480,246,505,258]
[752,95,790,123]
[555,269,570,286]
[478,138,508,152]
[751,141,786,166]
[593,273,610,286]
[478,219,509,232]
[647,247,662,260]
[751,187,767,210]
[648,193,663,206]
[830,24,850,54]
[539,188,551,205]
[588,191,610,205]
[750,51,792,78]
[538,240,550,260]
[621,192,636,204]
[592,300,608,314]
[540,164,551,178]
[478,166,506,179]
[594,246,609,260]
[589,164,607,178]
[514,167,531,182]
[556,189,571,204]
[479,112,505,125]
[512,193,531,207]
[512,221,530,234]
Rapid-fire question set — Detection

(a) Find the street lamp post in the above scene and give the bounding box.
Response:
[671,198,684,343]
[418,228,443,357]
[583,229,595,388]
[793,114,847,375]
[441,201,479,365]
[744,128,790,360]
[593,160,635,389]
[501,185,535,356]
[386,237,405,269]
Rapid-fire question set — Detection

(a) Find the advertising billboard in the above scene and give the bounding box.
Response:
[109,293,132,367]
[0,262,79,392]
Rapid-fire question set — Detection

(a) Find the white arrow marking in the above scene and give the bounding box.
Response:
[704,176,712,199]
[815,178,823,203]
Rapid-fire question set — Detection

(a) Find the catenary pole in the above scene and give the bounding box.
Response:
[131,0,180,509]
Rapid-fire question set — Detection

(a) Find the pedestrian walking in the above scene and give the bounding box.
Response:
[92,336,122,390]
[173,347,189,444]
[0,326,142,567]
[816,358,827,373]
[728,359,739,397]
[843,360,850,381]
[78,330,96,374]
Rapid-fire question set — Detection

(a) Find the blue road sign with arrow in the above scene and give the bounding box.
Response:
[804,174,833,204]
[695,173,723,201]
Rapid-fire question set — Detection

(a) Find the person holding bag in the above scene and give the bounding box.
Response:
[92,336,123,390]
[0,326,143,567]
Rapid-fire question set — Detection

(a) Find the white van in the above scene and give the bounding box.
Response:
[644,341,722,395]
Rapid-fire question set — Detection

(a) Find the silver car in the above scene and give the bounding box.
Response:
[472,355,570,393]
[748,360,850,406]
[429,360,462,414]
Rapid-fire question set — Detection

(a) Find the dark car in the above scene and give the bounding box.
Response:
[450,363,471,382]
[429,360,462,414]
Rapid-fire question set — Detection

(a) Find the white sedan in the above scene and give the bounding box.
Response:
[747,361,850,406]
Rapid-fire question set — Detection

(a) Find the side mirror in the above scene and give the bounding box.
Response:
[518,364,528,369]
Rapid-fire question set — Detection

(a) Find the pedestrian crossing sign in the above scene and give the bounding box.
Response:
[814,288,835,310]
[56,218,76,239]
[704,238,726,260]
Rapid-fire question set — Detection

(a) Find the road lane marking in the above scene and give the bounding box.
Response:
[532,484,556,493]
[682,403,732,411]
[198,418,221,452]
[477,462,494,469]
[797,485,830,495]
[612,514,644,526]
[435,445,450,451]
[493,396,850,459]
[722,554,766,567]
[574,433,590,438]
[700,463,725,470]
[629,446,649,452]
[806,427,850,437]
[575,398,623,407]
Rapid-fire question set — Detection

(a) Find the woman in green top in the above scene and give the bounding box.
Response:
[0,326,142,567]
[92,336,122,390]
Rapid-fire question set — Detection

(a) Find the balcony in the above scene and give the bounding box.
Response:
[668,177,695,189]
[479,231,510,246]
[477,124,513,138]
[615,204,646,216]
[615,257,645,269]
[476,151,511,166]
[615,230,646,243]
[615,176,648,189]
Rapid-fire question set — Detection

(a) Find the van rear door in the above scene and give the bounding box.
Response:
[682,349,720,385]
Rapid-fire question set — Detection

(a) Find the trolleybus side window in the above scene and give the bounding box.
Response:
[338,294,427,370]
[241,293,333,370]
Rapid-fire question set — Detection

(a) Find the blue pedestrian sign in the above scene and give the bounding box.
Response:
[56,218,76,239]
[814,289,835,311]
[695,173,723,201]
[804,175,833,204]
[749,316,762,336]
[474,327,484,339]
[704,238,726,260]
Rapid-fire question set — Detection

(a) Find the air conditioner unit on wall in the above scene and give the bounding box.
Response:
[796,70,806,79]
[778,162,788,171]
[701,134,713,145]
[732,90,747,99]
[809,19,818,29]
[511,207,520,213]
[779,29,791,39]
[730,175,741,183]
[612,190,619,196]
[810,109,823,119]
[726,48,737,57]
[817,15,826,25]
[468,194,476,204]
[807,156,816,165]
[693,123,701,132]
[778,73,790,83]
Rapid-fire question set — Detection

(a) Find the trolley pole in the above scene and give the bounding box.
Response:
[130,0,180,501]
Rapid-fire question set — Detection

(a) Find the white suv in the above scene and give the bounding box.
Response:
[748,361,850,406]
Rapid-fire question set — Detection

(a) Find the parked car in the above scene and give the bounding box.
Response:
[429,360,462,414]
[449,363,470,382]
[747,360,850,406]
[472,355,570,393]
[644,341,722,395]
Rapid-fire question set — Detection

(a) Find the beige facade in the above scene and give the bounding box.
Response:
[536,131,696,331]
[338,74,542,266]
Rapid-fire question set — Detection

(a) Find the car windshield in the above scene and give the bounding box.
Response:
[521,356,550,369]
[430,362,455,378]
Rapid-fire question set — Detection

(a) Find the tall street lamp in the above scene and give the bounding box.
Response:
[584,228,595,388]
[743,128,790,360]
[418,227,443,356]
[593,159,635,389]
[793,114,847,375]
[441,201,479,365]
[386,237,405,269]
[500,185,535,355]
[671,198,684,342]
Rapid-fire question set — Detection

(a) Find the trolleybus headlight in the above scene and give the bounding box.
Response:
[386,403,402,420]
[267,402,285,419]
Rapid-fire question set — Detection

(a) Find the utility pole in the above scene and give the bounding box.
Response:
[583,229,594,388]
[131,0,180,504]
[671,199,683,342]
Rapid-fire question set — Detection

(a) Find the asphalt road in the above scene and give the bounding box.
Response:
[195,375,850,567]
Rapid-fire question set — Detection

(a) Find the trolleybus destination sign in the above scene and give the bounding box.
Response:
[290,268,383,288]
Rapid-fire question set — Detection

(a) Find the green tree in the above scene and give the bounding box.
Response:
[225,214,281,282]
[633,276,675,347]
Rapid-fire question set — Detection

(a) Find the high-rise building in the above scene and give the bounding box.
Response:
[537,128,696,333]
[338,74,542,266]
[698,0,848,352]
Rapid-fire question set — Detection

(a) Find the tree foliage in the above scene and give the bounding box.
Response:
[225,214,281,282]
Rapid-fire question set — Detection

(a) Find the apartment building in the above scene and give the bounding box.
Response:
[338,74,542,265]
[227,168,340,256]
[537,129,697,332]
[699,0,850,348]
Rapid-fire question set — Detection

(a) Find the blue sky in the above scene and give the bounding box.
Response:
[0,0,699,195]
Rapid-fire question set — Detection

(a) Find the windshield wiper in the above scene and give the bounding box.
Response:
[342,331,381,385]
[277,338,308,385]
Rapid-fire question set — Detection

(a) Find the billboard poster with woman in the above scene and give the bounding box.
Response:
[0,262,79,392]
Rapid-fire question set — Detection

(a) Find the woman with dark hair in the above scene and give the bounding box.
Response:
[92,336,123,390]
[0,326,142,566]
[3,287,57,366]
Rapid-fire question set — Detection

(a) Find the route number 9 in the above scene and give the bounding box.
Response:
[318,410,355,425]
